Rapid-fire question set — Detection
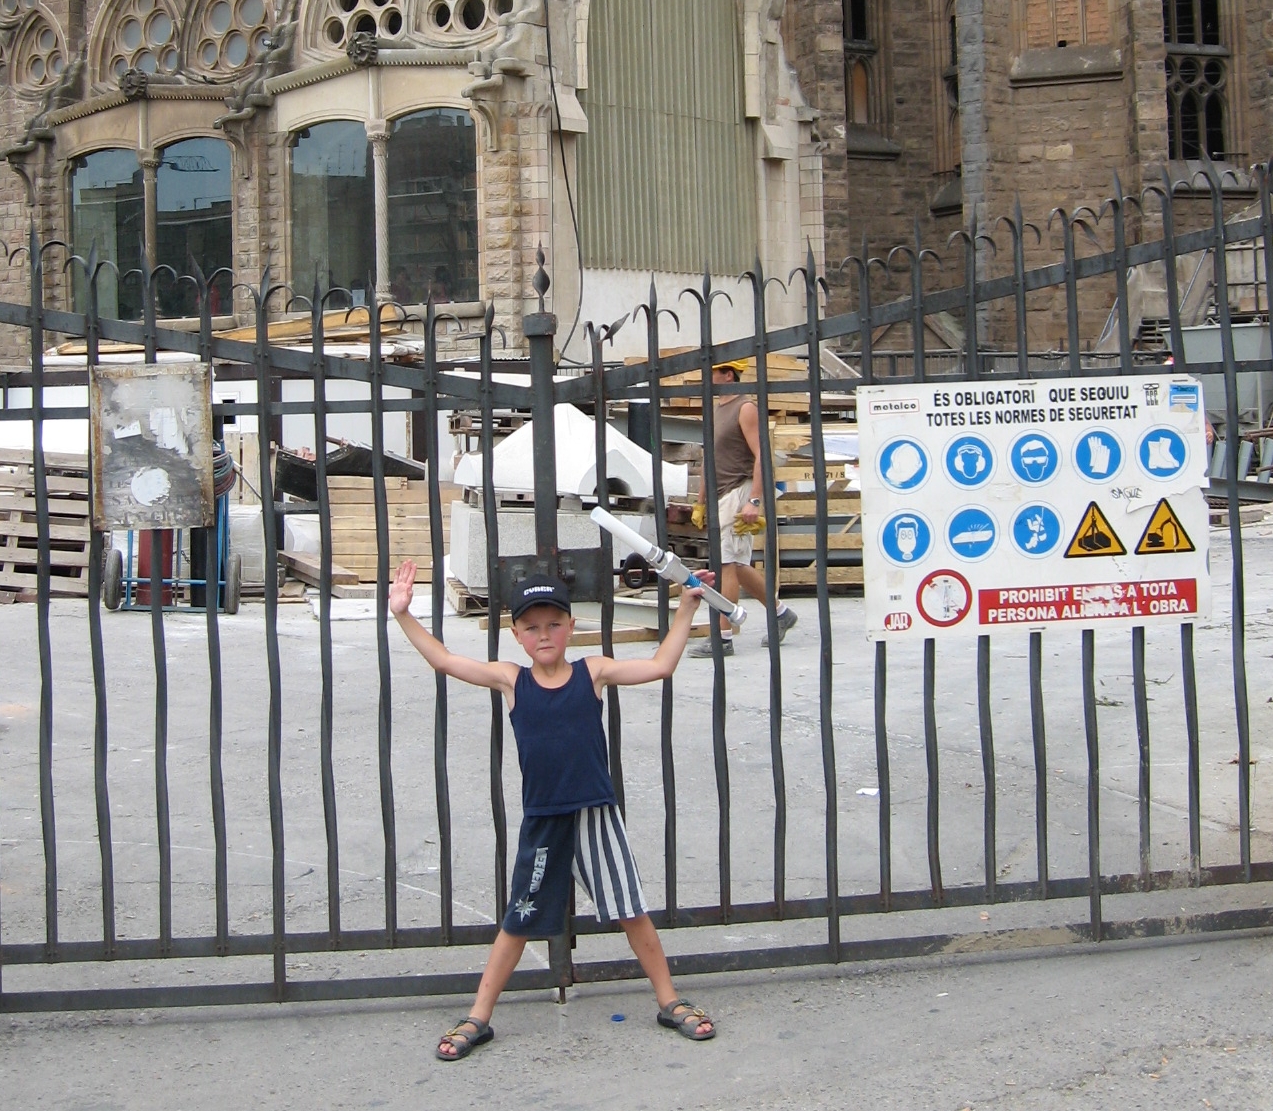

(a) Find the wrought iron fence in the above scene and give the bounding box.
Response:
[1,159,1271,1012]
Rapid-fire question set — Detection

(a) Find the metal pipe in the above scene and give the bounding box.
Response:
[1182,622,1202,884]
[874,640,891,911]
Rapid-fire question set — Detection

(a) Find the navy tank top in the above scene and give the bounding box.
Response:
[510,658,617,816]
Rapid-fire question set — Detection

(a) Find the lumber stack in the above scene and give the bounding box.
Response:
[0,449,93,599]
[326,476,459,584]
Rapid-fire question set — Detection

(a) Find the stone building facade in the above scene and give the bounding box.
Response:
[0,1,824,365]
[783,0,1273,350]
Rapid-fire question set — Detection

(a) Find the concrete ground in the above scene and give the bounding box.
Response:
[3,931,1273,1109]
[2,518,1273,1107]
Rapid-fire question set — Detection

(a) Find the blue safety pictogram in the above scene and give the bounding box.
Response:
[945,506,998,562]
[944,435,994,489]
[877,437,930,492]
[879,511,933,567]
[1137,426,1188,480]
[1011,503,1063,558]
[1072,428,1124,482]
[1008,431,1060,486]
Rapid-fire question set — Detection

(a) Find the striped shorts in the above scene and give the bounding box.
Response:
[502,804,648,937]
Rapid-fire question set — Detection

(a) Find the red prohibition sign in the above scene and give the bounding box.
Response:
[916,568,973,627]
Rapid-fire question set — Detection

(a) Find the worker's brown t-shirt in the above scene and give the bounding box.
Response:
[712,394,755,497]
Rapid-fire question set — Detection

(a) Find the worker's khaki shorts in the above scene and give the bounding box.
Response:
[718,482,755,565]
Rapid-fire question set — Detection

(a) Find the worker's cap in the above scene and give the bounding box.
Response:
[510,574,572,621]
[714,359,747,380]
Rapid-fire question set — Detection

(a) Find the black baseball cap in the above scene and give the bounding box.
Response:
[510,574,572,621]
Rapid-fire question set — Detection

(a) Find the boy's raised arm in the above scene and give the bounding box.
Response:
[588,573,713,689]
[390,561,517,695]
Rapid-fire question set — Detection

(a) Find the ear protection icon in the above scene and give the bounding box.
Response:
[954,443,986,478]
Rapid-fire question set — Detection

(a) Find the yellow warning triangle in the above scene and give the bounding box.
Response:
[1064,501,1128,558]
[1135,498,1195,555]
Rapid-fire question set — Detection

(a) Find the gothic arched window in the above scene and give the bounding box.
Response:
[1164,0,1229,160]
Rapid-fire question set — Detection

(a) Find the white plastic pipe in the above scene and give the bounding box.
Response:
[590,505,746,625]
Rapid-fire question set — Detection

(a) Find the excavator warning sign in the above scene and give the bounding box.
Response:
[1064,502,1128,558]
[1135,498,1196,554]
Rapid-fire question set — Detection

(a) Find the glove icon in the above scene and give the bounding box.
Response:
[1086,434,1111,475]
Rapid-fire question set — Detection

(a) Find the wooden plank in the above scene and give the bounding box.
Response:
[774,496,861,516]
[327,476,426,492]
[775,464,848,482]
[0,472,89,496]
[326,487,429,507]
[0,569,89,595]
[329,505,433,523]
[0,547,92,569]
[0,493,92,517]
[753,562,863,586]
[0,449,89,471]
[0,519,94,543]
[776,534,862,551]
[330,534,445,554]
[223,432,261,506]
[278,551,360,587]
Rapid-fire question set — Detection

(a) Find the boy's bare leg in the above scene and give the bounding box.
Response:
[437,929,527,1057]
[620,914,713,1037]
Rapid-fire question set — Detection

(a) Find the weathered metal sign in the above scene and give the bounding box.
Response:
[859,374,1212,639]
[89,363,215,531]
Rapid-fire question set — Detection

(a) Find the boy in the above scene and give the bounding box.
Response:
[389,562,717,1060]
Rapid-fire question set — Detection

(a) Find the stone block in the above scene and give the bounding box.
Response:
[449,500,654,592]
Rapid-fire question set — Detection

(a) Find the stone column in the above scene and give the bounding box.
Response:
[140,152,160,268]
[367,119,391,301]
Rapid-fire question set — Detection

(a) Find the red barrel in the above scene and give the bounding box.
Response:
[136,530,175,607]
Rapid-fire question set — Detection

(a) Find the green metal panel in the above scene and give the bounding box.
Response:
[578,0,758,274]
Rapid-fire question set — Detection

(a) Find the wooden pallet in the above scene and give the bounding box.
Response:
[325,476,459,584]
[0,449,93,598]
[445,576,488,615]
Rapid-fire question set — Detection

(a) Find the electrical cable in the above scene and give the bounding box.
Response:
[543,9,586,366]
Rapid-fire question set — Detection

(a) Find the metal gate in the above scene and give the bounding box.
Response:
[1,160,1271,1012]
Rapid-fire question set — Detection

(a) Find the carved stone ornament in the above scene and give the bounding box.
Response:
[345,30,378,67]
[120,66,148,99]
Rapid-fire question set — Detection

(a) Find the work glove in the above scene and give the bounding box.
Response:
[732,514,766,536]
[690,502,708,529]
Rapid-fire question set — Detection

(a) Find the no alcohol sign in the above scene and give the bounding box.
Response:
[859,374,1212,639]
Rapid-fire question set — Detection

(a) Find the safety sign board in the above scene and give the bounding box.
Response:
[860,374,1211,638]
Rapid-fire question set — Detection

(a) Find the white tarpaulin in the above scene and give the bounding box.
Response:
[453,403,688,498]
[859,374,1211,639]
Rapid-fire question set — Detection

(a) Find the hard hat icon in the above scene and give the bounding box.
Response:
[884,442,924,486]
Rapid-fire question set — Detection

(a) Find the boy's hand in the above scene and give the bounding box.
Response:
[389,560,416,615]
[684,569,716,600]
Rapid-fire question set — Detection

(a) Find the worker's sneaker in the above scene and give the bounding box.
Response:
[688,637,734,658]
[760,608,799,647]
